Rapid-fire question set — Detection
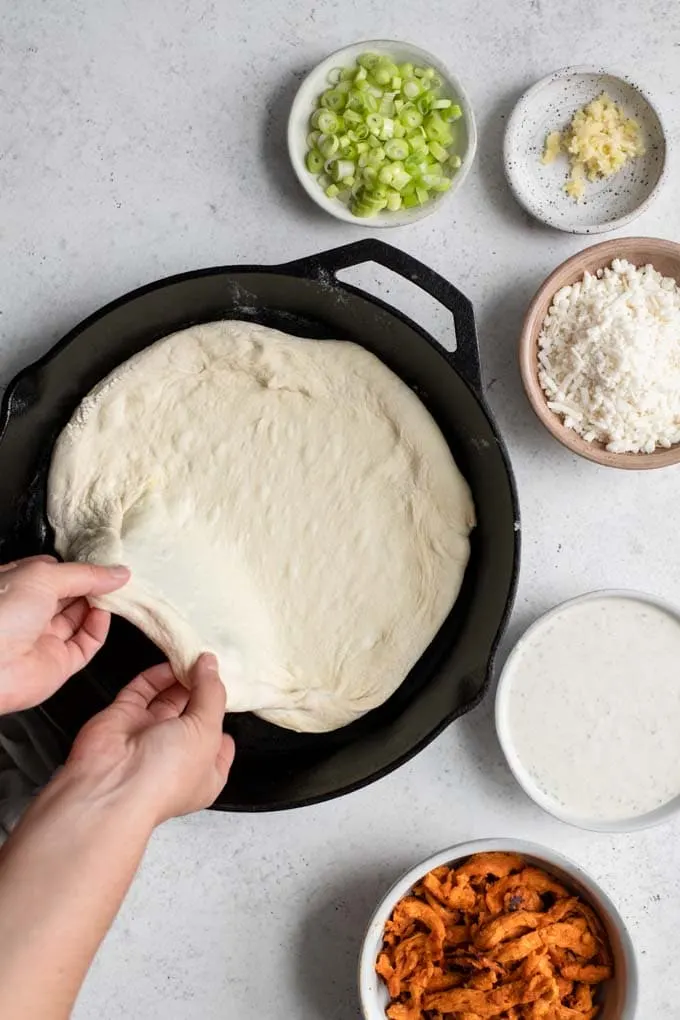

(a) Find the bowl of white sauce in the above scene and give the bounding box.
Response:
[496,590,680,831]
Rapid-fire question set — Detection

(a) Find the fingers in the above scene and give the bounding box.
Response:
[63,606,112,670]
[147,682,191,722]
[50,597,90,640]
[215,733,236,783]
[184,653,226,725]
[17,559,131,599]
[116,662,178,708]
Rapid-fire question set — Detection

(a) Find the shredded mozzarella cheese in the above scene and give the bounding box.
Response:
[538,259,680,454]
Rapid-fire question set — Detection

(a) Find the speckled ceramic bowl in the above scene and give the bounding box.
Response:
[504,66,667,233]
[287,40,477,226]
[359,839,638,1020]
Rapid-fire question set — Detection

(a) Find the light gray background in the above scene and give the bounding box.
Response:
[1,1,679,1017]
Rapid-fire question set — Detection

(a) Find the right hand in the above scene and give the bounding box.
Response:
[66,653,235,825]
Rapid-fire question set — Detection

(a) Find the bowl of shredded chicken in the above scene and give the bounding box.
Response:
[359,840,637,1020]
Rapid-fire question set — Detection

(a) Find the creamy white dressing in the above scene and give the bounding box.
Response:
[502,594,680,822]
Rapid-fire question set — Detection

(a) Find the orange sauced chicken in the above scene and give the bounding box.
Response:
[376,852,613,1019]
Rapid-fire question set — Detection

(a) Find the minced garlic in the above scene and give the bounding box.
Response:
[541,92,645,202]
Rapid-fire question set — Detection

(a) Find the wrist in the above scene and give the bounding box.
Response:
[39,759,159,838]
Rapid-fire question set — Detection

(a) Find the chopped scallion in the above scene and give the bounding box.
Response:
[304,51,463,217]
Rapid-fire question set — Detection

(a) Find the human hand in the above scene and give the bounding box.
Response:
[0,555,130,714]
[67,653,235,825]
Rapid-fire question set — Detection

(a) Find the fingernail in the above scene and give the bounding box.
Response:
[108,565,130,579]
[202,652,219,673]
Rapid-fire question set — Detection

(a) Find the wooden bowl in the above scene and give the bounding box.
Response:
[520,237,680,469]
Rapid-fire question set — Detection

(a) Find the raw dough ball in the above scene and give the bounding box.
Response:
[48,321,474,732]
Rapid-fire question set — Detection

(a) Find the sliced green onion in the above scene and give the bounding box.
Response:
[428,140,449,162]
[311,109,339,133]
[399,105,423,130]
[366,112,383,134]
[384,138,409,160]
[366,145,386,166]
[319,134,340,159]
[332,159,355,181]
[391,169,412,191]
[321,89,347,112]
[343,109,362,126]
[304,51,462,217]
[422,172,444,188]
[306,149,324,173]
[424,112,453,145]
[372,60,398,86]
[358,52,380,70]
[408,133,428,153]
[431,176,452,191]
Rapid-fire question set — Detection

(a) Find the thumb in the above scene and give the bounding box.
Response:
[184,652,227,725]
[30,560,131,600]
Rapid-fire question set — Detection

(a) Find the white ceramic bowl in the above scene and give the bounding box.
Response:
[287,40,477,226]
[504,66,667,233]
[359,838,638,1020]
[496,590,680,832]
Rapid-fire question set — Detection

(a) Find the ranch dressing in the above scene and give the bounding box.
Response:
[503,594,680,822]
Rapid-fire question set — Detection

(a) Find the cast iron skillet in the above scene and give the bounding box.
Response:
[0,239,520,811]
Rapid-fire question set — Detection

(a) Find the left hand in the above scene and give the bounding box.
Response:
[0,555,131,713]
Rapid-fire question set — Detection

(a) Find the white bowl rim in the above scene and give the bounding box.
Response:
[495,588,680,832]
[503,64,668,235]
[358,836,638,1020]
[286,38,477,227]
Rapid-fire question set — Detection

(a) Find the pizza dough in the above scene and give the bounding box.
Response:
[47,321,475,732]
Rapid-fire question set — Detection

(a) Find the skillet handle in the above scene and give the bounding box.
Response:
[280,239,483,395]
